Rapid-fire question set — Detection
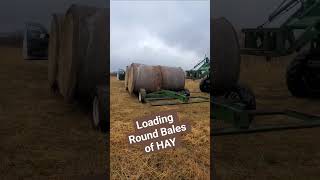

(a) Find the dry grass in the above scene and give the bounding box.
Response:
[0,47,107,179]
[110,76,210,179]
[215,55,320,180]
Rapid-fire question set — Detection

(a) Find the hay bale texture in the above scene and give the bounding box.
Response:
[57,5,108,102]
[127,63,185,95]
[76,9,108,101]
[212,17,241,95]
[48,14,64,91]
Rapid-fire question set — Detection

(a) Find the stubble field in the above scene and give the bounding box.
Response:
[110,75,210,179]
[0,47,107,179]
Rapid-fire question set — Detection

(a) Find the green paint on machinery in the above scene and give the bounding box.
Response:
[186,55,210,80]
[241,0,320,97]
[212,84,320,136]
[213,101,320,136]
[212,0,320,135]
[186,55,210,93]
[242,0,320,57]
[138,88,209,106]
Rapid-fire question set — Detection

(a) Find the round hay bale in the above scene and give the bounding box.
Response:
[58,4,99,102]
[212,17,240,95]
[127,63,185,95]
[76,9,108,101]
[48,14,64,92]
[160,66,185,91]
[127,63,141,95]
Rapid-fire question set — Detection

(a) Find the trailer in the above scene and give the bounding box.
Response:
[125,63,209,106]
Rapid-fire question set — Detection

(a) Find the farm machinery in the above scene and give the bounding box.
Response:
[125,63,209,106]
[186,55,211,93]
[186,55,210,80]
[242,0,320,98]
[212,0,320,136]
[116,69,125,81]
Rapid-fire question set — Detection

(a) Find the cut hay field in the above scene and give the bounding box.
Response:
[215,55,320,180]
[0,47,107,179]
[110,76,210,179]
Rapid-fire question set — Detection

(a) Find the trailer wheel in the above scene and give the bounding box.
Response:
[92,86,109,133]
[286,53,308,97]
[139,89,146,103]
[183,88,190,97]
[224,84,256,110]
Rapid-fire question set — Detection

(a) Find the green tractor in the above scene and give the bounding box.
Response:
[186,55,210,93]
[241,0,320,97]
[186,55,210,79]
[211,0,320,135]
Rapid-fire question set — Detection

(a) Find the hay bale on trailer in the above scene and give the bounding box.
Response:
[77,9,108,102]
[48,14,64,92]
[127,63,185,95]
[58,5,108,102]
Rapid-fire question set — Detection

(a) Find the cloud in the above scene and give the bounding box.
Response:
[0,0,106,33]
[110,1,209,71]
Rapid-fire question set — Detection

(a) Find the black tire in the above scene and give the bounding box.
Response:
[183,88,190,97]
[200,76,210,93]
[286,53,308,97]
[224,84,256,110]
[92,86,109,133]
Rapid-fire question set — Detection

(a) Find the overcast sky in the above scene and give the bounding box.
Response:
[0,0,297,71]
[110,1,209,71]
[111,0,297,71]
[0,0,106,33]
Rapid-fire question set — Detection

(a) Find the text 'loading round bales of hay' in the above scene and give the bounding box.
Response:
[127,110,191,153]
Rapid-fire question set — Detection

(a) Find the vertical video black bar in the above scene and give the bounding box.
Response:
[106,0,110,179]
[209,0,216,179]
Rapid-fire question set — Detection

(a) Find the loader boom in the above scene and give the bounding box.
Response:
[242,0,320,57]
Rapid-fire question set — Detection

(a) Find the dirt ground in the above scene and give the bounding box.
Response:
[0,47,107,179]
[215,55,320,180]
[110,76,210,179]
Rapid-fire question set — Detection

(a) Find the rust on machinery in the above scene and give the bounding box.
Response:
[127,63,185,95]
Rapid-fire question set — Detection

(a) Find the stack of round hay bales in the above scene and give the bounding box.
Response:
[56,5,108,102]
[127,63,185,95]
[48,14,64,92]
[212,17,240,96]
[76,9,108,101]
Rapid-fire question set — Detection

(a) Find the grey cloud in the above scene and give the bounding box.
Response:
[0,0,106,32]
[111,1,209,71]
